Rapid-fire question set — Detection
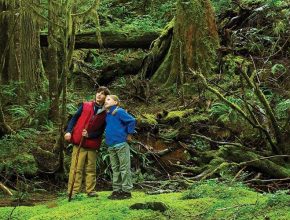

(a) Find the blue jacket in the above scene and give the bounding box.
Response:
[105,105,136,147]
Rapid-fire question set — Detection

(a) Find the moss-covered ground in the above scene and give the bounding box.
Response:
[1,180,289,220]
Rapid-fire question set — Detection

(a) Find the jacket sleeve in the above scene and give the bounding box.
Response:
[66,104,83,133]
[117,109,136,134]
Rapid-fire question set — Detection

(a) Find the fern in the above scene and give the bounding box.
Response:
[275,99,290,119]
[210,97,243,123]
[271,63,286,75]
[8,105,29,120]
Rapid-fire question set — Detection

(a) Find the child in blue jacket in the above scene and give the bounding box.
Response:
[104,95,136,199]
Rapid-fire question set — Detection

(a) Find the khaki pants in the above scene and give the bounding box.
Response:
[67,146,97,195]
[108,143,133,192]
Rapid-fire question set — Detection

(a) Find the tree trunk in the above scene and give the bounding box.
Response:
[47,0,59,122]
[0,0,44,101]
[0,98,13,136]
[140,0,219,87]
[0,2,9,84]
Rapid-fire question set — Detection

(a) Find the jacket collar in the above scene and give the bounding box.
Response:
[94,102,106,114]
[107,105,118,114]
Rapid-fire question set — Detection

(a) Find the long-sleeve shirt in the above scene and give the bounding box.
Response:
[66,104,105,139]
[105,105,136,147]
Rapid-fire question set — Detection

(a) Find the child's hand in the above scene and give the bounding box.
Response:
[127,134,133,142]
[82,129,88,137]
[64,132,71,141]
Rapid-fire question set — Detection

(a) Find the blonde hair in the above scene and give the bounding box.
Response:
[108,95,120,106]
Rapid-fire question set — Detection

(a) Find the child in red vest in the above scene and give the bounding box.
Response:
[64,86,110,198]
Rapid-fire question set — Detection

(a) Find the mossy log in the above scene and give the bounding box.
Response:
[218,145,290,179]
[175,144,290,180]
[71,56,143,85]
[40,31,160,49]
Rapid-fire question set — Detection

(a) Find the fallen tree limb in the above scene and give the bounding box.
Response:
[245,177,290,183]
[71,56,144,85]
[191,134,243,148]
[0,182,13,196]
[238,155,290,166]
[40,30,160,49]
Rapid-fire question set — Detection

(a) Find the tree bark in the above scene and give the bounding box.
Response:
[40,31,160,49]
[0,0,44,101]
[0,98,13,136]
[140,0,219,87]
[47,0,59,122]
[0,3,9,84]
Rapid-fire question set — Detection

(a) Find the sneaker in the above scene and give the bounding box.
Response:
[108,191,122,200]
[119,191,132,199]
[87,191,98,197]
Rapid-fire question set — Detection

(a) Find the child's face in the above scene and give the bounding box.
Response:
[95,91,106,104]
[104,96,118,109]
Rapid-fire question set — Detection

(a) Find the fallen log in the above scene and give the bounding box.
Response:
[40,30,160,49]
[71,56,143,85]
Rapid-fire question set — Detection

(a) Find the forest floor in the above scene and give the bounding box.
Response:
[0,180,289,220]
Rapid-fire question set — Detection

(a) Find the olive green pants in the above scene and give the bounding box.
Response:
[108,143,133,192]
[67,146,97,195]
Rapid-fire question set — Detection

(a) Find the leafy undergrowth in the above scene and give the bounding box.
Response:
[1,180,289,220]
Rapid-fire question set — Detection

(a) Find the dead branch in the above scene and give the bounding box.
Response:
[0,182,13,196]
[238,155,290,166]
[238,65,283,154]
[245,177,290,183]
[191,134,243,147]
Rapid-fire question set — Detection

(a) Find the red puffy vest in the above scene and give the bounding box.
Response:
[71,102,106,149]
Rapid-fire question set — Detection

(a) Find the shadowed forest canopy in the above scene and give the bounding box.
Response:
[0,0,290,219]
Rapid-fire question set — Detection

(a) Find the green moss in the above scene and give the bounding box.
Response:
[0,181,289,220]
[137,114,158,126]
[223,54,251,75]
[183,180,255,200]
[188,114,209,123]
[164,109,193,121]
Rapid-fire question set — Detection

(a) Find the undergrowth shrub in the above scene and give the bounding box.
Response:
[0,129,38,176]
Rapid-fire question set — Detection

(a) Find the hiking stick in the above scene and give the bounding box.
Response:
[68,135,86,202]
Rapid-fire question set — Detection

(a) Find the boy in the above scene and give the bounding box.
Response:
[104,95,136,199]
[64,86,110,198]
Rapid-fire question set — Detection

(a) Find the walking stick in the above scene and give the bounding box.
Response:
[68,134,86,202]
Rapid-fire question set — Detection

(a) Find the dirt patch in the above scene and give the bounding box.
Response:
[0,193,57,207]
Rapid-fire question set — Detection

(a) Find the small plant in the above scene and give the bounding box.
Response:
[210,97,243,123]
[275,99,290,120]
[267,190,290,207]
[271,63,286,75]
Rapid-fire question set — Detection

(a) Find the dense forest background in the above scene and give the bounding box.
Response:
[0,0,290,219]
